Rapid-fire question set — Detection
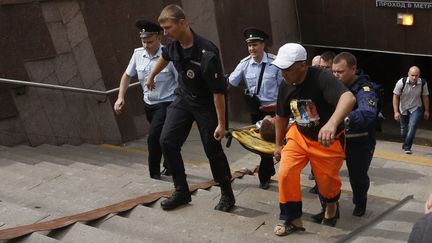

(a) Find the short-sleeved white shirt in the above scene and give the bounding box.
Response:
[393,77,429,115]
[126,46,178,105]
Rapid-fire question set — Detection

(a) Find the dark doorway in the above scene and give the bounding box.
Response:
[307,46,432,143]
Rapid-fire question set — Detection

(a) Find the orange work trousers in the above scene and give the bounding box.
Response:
[278,124,345,204]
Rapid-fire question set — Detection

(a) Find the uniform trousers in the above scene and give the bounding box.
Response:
[345,136,375,208]
[144,101,171,177]
[278,124,344,222]
[160,96,232,189]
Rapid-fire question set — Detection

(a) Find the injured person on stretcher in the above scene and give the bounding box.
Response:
[228,115,294,157]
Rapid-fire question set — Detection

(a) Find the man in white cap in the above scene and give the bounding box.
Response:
[271,43,356,236]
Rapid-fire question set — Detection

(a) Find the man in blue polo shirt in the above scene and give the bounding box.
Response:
[228,27,283,189]
[114,20,178,179]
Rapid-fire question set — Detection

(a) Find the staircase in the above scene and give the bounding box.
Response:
[0,133,423,242]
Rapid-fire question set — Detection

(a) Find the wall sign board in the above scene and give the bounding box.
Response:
[376,0,432,9]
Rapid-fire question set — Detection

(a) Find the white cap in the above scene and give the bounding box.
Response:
[272,43,307,69]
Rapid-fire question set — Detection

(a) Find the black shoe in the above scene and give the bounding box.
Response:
[311,211,325,223]
[353,205,366,217]
[160,190,191,210]
[214,194,235,212]
[322,203,340,227]
[150,174,161,180]
[161,168,171,176]
[309,185,318,194]
[259,179,271,190]
[215,181,236,212]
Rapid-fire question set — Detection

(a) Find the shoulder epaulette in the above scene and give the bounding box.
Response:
[267,53,277,60]
[133,47,144,53]
[362,86,371,92]
[240,56,252,63]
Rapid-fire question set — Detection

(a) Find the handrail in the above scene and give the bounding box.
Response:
[0,78,140,96]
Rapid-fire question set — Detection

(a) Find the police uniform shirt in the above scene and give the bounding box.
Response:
[229,53,283,105]
[393,77,429,115]
[126,45,178,105]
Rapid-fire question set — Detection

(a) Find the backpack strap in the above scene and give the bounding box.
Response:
[400,77,407,94]
[421,78,427,94]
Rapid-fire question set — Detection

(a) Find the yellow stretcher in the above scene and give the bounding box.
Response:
[226,127,275,157]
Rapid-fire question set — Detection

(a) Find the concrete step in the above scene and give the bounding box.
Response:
[63,144,148,165]
[11,233,62,243]
[6,145,176,195]
[0,159,62,190]
[0,165,170,220]
[0,150,42,165]
[93,210,273,243]
[61,144,147,168]
[0,157,168,196]
[34,144,150,177]
[13,145,162,182]
[48,222,144,243]
[126,133,248,169]
[33,161,173,194]
[0,200,49,229]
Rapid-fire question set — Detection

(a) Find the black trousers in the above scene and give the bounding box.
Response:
[251,111,275,184]
[144,101,171,177]
[345,136,376,208]
[160,97,232,189]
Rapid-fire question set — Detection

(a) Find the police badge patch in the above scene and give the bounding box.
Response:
[186,69,195,79]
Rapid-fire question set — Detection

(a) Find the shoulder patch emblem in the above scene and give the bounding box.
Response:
[367,98,376,106]
[362,86,371,92]
[186,69,195,79]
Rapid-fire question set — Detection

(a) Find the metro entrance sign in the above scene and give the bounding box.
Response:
[376,0,432,9]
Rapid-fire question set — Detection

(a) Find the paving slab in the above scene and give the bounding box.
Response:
[344,198,425,243]
[11,232,62,243]
[47,222,143,243]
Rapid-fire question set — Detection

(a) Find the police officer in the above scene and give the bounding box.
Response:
[114,20,177,179]
[228,27,283,189]
[332,52,378,217]
[145,5,235,212]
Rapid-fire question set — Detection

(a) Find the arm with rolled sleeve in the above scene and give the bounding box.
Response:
[114,51,137,114]
[228,62,245,87]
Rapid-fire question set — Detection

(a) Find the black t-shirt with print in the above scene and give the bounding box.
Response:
[276,66,349,140]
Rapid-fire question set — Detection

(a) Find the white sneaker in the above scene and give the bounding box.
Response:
[404,150,412,154]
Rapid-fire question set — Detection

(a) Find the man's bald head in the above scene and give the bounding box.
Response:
[408,66,421,84]
[312,55,321,66]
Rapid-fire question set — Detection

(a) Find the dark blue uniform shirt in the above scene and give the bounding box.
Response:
[161,30,226,104]
[347,74,379,136]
